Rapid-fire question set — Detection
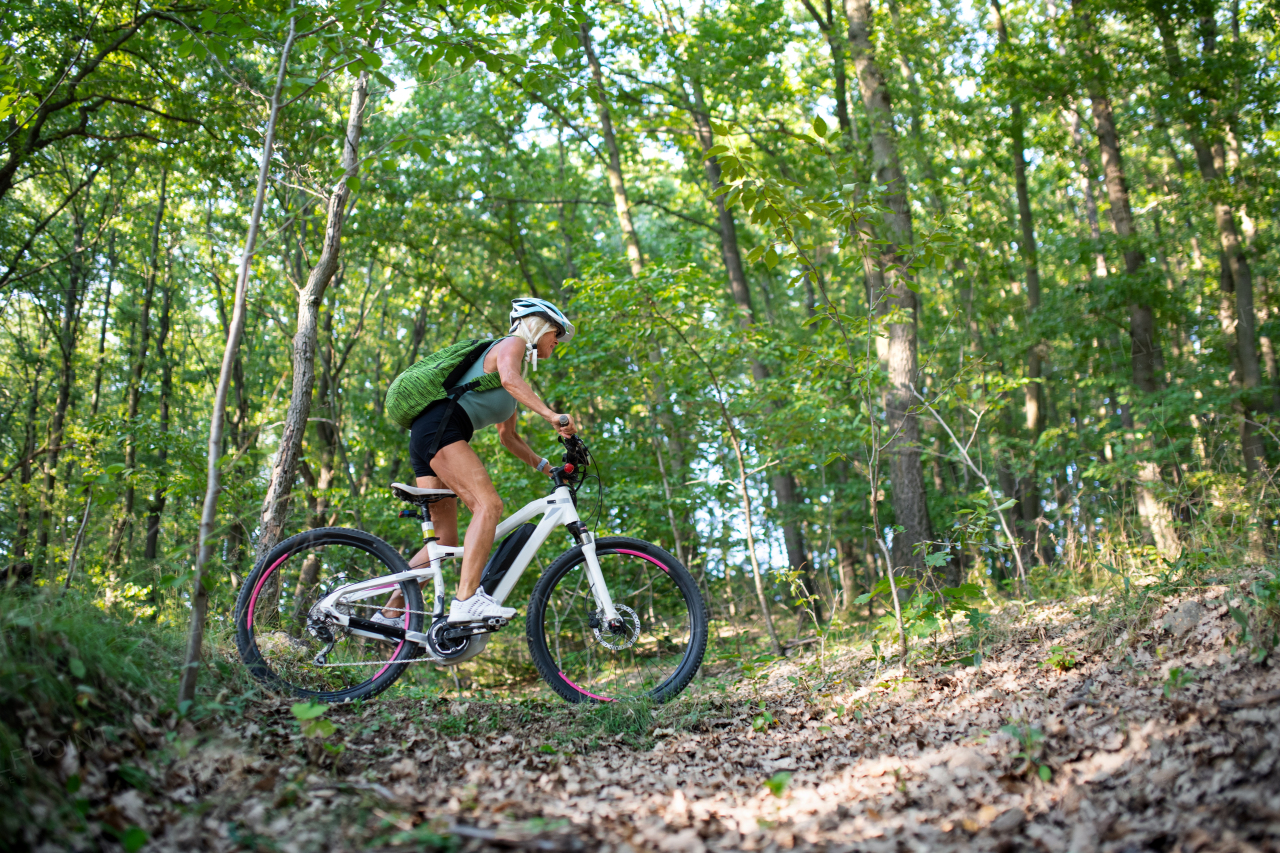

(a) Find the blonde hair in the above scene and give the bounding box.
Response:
[510,315,558,371]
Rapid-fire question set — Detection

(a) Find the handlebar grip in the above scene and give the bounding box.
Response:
[558,415,570,426]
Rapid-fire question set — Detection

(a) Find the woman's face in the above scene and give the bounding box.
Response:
[536,329,559,359]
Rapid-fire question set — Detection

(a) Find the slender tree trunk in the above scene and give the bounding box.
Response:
[684,76,820,620]
[991,0,1044,566]
[556,127,579,280]
[107,169,166,565]
[1062,106,1109,278]
[37,210,89,572]
[1076,2,1180,559]
[579,21,643,277]
[845,0,934,573]
[180,18,297,704]
[1157,11,1265,473]
[90,232,117,418]
[256,70,369,562]
[145,275,172,560]
[798,0,857,147]
[580,20,704,576]
[15,352,45,561]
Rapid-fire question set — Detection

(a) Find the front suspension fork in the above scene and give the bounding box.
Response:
[579,534,620,622]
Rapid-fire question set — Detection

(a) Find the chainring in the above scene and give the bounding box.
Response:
[593,604,640,651]
[425,616,489,665]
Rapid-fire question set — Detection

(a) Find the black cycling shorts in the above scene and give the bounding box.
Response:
[409,401,475,478]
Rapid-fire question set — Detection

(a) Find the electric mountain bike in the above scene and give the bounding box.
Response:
[234,435,708,704]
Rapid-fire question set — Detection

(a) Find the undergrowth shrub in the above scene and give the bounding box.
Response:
[0,589,240,846]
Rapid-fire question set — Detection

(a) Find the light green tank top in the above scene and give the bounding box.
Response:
[456,338,518,431]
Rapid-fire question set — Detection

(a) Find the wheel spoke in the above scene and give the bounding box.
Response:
[541,548,697,701]
[239,534,420,699]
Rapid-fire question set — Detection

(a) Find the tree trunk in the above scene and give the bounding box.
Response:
[1062,106,1109,278]
[1077,2,1180,558]
[179,18,297,705]
[90,232,117,417]
[579,21,643,277]
[992,0,1044,565]
[15,349,45,560]
[1156,10,1265,473]
[107,168,166,565]
[145,275,173,560]
[684,75,821,621]
[37,207,89,573]
[845,0,934,574]
[255,70,370,563]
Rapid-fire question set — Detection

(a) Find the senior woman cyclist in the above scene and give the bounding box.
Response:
[376,298,577,627]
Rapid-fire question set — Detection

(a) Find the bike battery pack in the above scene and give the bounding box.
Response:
[480,522,537,595]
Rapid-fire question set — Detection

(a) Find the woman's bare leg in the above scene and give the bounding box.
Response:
[381,441,499,615]
[381,481,458,618]
[428,441,502,601]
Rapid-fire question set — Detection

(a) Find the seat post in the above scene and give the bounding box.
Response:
[422,502,436,543]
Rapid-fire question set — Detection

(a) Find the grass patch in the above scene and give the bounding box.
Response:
[0,588,242,847]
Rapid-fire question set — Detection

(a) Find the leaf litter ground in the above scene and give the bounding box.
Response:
[44,576,1280,852]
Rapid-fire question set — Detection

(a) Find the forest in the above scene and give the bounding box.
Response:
[2,0,1279,849]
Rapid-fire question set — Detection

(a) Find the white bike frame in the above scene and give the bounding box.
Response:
[311,484,619,647]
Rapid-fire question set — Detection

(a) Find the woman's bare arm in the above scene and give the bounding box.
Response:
[492,337,575,436]
[495,412,551,474]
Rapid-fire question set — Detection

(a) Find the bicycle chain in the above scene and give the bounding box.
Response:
[307,601,440,668]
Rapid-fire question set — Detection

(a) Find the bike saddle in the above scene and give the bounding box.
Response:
[391,482,456,505]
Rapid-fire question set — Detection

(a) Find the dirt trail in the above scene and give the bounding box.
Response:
[52,582,1280,852]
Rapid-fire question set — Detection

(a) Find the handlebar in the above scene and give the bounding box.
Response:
[558,414,570,426]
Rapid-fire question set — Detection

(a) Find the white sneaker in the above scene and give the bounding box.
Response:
[448,591,516,624]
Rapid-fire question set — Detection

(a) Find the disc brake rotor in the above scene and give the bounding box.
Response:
[593,604,640,651]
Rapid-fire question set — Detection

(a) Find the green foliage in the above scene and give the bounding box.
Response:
[1,0,1278,740]
[292,701,337,738]
[1163,667,1197,697]
[763,771,792,797]
[752,701,776,733]
[1041,646,1078,672]
[1001,723,1051,781]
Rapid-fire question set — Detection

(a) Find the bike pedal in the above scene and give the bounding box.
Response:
[485,617,509,629]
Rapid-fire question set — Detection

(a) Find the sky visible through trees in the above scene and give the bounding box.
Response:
[1,0,1276,673]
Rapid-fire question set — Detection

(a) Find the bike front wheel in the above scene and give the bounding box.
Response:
[234,527,425,703]
[527,537,708,703]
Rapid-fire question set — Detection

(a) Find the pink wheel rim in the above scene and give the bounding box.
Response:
[247,546,406,689]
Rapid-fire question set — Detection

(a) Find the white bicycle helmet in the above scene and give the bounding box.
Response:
[509,297,575,343]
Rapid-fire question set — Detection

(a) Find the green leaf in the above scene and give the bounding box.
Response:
[763,771,792,797]
[292,700,329,720]
[122,826,148,853]
[117,764,152,791]
[924,549,950,568]
[302,718,336,738]
[996,498,1018,511]
[812,115,827,138]
[1038,764,1052,782]
[345,175,362,193]
[68,657,86,678]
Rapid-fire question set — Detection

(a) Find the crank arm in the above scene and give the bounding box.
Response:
[441,619,505,642]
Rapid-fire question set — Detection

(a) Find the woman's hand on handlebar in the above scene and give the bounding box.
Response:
[548,412,576,437]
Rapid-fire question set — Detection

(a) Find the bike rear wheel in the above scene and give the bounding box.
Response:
[234,527,425,703]
[526,537,708,703]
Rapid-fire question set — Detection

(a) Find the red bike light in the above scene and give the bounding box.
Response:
[563,463,575,474]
